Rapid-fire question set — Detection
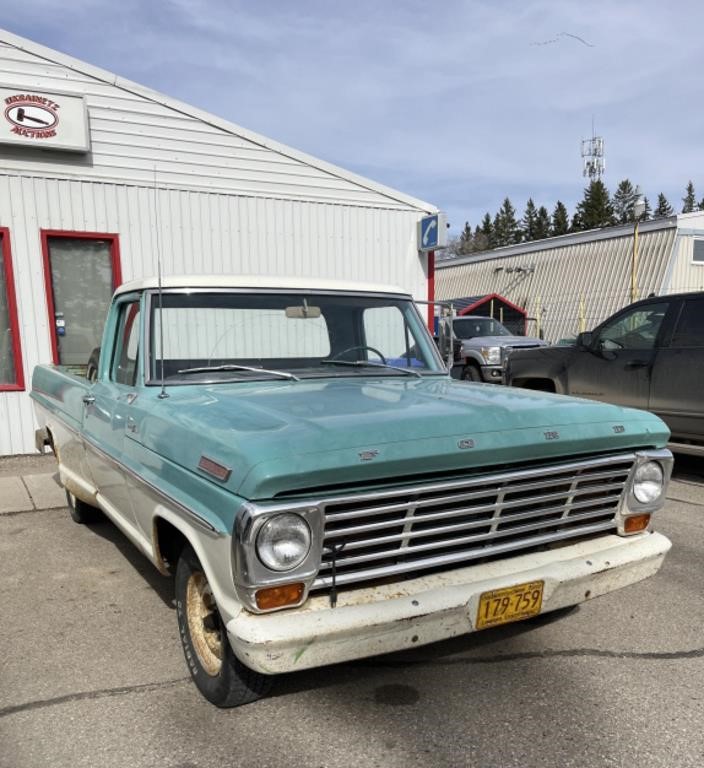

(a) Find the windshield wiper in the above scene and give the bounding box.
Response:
[320,360,422,378]
[176,364,300,381]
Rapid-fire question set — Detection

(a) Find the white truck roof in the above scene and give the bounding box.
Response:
[115,275,409,297]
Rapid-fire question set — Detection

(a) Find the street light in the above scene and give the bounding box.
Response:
[631,187,647,302]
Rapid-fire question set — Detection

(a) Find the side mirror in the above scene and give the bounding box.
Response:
[576,331,593,348]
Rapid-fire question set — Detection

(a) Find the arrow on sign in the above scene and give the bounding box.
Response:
[422,219,437,247]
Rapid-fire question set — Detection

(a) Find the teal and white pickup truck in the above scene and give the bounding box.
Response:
[31,276,674,707]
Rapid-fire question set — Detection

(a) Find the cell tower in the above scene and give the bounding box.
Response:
[581,128,605,181]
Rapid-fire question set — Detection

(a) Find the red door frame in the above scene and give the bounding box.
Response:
[0,227,25,391]
[40,230,123,365]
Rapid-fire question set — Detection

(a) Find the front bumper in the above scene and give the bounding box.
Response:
[226,530,671,674]
[480,364,504,383]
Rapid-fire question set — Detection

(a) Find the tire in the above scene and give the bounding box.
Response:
[65,490,101,524]
[461,364,482,382]
[175,546,273,707]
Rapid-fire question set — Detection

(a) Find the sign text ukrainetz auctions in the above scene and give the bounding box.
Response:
[0,87,89,152]
[4,93,60,139]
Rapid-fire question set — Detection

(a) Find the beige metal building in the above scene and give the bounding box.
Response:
[437,212,704,343]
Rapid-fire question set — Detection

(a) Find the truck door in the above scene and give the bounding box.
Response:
[83,294,141,524]
[566,301,672,409]
[649,296,704,441]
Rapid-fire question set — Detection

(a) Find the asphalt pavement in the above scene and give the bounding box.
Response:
[1,455,703,768]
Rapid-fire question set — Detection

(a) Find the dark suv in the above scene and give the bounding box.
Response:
[505,292,704,455]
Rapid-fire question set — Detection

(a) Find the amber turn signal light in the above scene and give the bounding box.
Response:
[624,514,651,533]
[255,582,305,611]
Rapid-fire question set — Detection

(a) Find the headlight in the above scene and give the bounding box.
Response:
[480,346,501,365]
[256,513,311,571]
[633,461,664,504]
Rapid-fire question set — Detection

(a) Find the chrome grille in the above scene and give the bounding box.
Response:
[312,453,634,591]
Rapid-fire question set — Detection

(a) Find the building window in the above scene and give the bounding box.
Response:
[0,228,24,390]
[41,231,122,372]
[693,239,704,264]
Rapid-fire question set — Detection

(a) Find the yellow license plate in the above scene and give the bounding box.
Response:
[476,581,544,630]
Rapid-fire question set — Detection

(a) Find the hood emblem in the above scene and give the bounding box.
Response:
[358,449,379,462]
[458,439,475,450]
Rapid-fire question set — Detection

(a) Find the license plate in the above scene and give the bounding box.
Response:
[475,581,544,630]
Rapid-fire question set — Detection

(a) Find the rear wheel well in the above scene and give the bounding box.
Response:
[511,378,556,392]
[154,517,189,575]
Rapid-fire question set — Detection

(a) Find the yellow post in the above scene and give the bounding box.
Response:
[499,306,504,324]
[579,296,586,334]
[490,299,494,318]
[631,220,640,302]
[535,296,541,339]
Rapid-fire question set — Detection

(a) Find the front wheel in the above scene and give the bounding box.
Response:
[461,364,481,382]
[175,546,273,707]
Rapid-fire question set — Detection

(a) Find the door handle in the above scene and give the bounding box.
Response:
[82,394,96,406]
[625,360,649,369]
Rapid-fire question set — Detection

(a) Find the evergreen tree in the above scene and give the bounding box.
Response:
[699,198,704,211]
[472,224,489,252]
[642,196,651,220]
[654,193,674,218]
[458,221,473,254]
[574,180,615,230]
[535,206,551,240]
[520,198,538,242]
[682,180,697,213]
[570,211,582,232]
[494,197,520,247]
[613,179,637,224]
[480,212,494,249]
[551,201,569,236]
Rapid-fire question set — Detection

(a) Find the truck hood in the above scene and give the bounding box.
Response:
[135,377,669,500]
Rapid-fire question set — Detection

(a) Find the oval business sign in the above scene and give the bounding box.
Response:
[4,96,59,139]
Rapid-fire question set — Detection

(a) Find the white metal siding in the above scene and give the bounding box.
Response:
[0,41,421,210]
[0,176,428,455]
[662,234,704,294]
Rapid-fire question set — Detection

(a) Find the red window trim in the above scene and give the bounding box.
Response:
[0,227,25,391]
[40,230,123,365]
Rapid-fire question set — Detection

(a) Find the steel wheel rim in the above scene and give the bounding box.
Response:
[185,571,223,676]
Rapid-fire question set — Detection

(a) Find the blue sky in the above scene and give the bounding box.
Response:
[4,0,704,233]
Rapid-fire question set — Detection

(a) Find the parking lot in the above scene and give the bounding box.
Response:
[1,455,703,768]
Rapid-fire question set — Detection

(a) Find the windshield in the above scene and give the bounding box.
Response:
[453,317,511,339]
[148,290,445,384]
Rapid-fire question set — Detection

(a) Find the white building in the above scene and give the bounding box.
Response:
[437,212,704,343]
[0,29,436,456]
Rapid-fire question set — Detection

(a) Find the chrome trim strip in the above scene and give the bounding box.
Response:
[81,434,219,534]
[314,521,618,589]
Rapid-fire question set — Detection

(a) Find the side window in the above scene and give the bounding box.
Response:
[670,298,704,348]
[693,240,704,264]
[111,301,140,386]
[598,303,669,351]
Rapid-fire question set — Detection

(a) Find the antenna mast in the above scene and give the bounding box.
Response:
[153,166,168,399]
[581,121,605,181]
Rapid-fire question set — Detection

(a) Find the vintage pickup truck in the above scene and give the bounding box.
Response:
[31,276,674,708]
